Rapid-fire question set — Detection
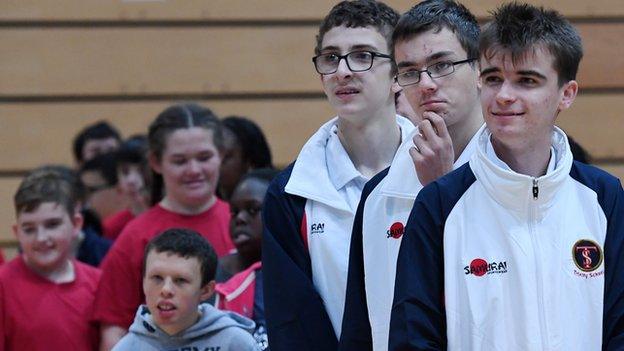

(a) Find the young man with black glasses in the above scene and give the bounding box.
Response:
[390,3,624,349]
[262,1,414,350]
[340,1,484,350]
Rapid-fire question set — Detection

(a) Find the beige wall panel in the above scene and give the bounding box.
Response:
[557,94,624,161]
[1,0,622,21]
[0,100,334,170]
[599,164,624,181]
[0,27,321,96]
[0,92,622,171]
[576,23,624,89]
[0,178,21,245]
[1,23,623,96]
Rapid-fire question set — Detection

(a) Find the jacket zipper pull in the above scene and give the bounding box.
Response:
[532,178,539,200]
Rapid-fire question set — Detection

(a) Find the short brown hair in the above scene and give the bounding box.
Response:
[14,169,77,217]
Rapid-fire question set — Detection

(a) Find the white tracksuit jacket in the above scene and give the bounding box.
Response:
[390,127,624,350]
[340,125,485,351]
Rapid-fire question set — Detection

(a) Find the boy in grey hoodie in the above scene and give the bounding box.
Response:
[112,228,258,351]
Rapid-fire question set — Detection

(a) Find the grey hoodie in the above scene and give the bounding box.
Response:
[112,303,258,351]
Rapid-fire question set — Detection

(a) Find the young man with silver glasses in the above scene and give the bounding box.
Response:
[340,1,484,350]
[262,1,414,350]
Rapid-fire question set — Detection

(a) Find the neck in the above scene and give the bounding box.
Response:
[449,102,483,161]
[336,107,401,178]
[240,252,260,269]
[491,136,552,177]
[160,195,216,215]
[129,197,148,216]
[24,257,75,284]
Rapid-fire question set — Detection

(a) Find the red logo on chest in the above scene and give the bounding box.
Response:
[386,222,405,239]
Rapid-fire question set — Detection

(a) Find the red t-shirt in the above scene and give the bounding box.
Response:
[102,209,135,241]
[0,256,101,351]
[93,200,233,328]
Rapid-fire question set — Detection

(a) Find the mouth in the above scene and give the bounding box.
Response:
[183,179,206,188]
[491,111,525,117]
[420,99,446,107]
[156,301,177,318]
[335,87,360,97]
[32,244,55,253]
[232,231,251,245]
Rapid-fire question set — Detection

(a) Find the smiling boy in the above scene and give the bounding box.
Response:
[389,3,624,350]
[262,1,414,350]
[0,170,101,350]
[112,228,257,350]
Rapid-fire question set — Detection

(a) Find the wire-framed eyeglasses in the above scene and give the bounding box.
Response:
[395,58,476,86]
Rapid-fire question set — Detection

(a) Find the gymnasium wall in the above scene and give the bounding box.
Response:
[1,0,622,254]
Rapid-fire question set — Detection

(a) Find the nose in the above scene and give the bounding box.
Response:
[233,210,249,225]
[417,71,438,93]
[186,159,201,174]
[495,81,516,105]
[334,57,352,80]
[161,277,174,297]
[35,227,49,242]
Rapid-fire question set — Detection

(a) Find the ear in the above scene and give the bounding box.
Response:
[12,223,18,239]
[72,212,84,238]
[558,80,578,112]
[200,280,216,301]
[148,152,162,175]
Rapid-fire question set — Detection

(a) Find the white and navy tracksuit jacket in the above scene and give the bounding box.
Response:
[390,127,624,350]
[340,125,484,351]
[262,116,414,351]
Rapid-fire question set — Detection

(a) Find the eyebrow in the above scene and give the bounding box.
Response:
[480,67,500,76]
[320,44,380,54]
[396,51,454,69]
[480,67,547,81]
[517,70,547,80]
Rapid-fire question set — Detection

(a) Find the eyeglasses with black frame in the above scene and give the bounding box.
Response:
[313,51,393,75]
[395,58,476,87]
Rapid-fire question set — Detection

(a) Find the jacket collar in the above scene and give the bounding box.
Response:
[380,123,485,199]
[285,116,414,211]
[469,126,573,213]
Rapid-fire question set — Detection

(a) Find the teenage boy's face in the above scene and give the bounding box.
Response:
[229,178,268,261]
[319,25,395,120]
[479,46,577,151]
[143,251,214,336]
[394,27,480,128]
[13,202,82,275]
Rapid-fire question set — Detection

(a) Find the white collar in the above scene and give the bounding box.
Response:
[285,115,414,211]
[470,126,573,212]
[486,137,557,175]
[326,124,367,191]
[380,123,485,199]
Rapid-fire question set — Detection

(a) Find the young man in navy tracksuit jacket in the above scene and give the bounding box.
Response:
[389,3,624,350]
[261,1,416,350]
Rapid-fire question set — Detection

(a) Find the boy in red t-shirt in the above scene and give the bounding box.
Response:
[0,170,101,351]
[103,138,151,241]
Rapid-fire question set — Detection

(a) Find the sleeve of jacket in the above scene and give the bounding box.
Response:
[388,181,447,351]
[388,164,475,351]
[262,166,338,351]
[601,177,624,350]
[339,168,389,351]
